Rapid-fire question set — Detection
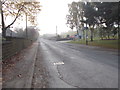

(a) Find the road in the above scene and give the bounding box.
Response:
[34,38,118,88]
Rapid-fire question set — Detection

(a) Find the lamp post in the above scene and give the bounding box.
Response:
[25,13,28,38]
[56,25,57,36]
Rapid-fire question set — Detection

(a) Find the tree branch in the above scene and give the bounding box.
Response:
[5,5,24,29]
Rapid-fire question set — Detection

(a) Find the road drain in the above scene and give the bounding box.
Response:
[53,62,64,65]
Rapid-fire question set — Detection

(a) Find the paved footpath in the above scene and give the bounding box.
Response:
[2,41,38,88]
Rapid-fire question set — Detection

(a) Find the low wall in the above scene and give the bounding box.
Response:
[2,37,33,60]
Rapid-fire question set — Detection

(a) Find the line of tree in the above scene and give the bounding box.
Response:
[14,26,39,39]
[0,0,41,38]
[66,2,119,41]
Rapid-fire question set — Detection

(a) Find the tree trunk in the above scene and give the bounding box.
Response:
[1,6,6,38]
[90,29,93,41]
[101,37,103,40]
[91,36,93,41]
[118,31,120,40]
[77,29,79,35]
[101,34,103,40]
[82,30,85,40]
[108,35,110,39]
[118,2,120,40]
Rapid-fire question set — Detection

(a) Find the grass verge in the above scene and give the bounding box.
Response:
[68,39,119,49]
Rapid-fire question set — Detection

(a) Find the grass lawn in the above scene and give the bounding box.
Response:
[69,39,119,49]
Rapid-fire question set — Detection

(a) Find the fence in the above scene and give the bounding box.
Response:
[2,36,33,60]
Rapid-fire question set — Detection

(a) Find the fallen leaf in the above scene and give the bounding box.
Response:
[43,86,46,88]
[17,74,22,78]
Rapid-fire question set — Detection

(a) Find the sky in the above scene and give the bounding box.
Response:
[37,0,79,35]
[0,0,118,34]
[0,0,79,34]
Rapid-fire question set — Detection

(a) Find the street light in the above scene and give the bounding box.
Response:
[25,13,28,38]
[56,25,57,36]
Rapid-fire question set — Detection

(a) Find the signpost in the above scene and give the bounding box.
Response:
[80,20,88,45]
[85,24,88,45]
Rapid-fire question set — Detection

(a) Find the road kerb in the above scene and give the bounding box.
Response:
[24,42,39,88]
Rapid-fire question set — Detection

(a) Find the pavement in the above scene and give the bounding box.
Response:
[2,38,118,88]
[2,41,38,88]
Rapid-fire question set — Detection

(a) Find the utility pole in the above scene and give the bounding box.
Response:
[56,25,57,36]
[26,14,28,38]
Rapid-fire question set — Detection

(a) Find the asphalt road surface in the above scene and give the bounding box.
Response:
[37,38,118,88]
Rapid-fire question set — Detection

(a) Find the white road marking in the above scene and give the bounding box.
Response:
[54,62,64,65]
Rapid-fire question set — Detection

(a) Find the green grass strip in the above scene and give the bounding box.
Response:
[68,39,119,49]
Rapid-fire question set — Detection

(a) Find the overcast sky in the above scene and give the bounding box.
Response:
[37,0,79,35]
[1,0,118,34]
[0,0,78,34]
